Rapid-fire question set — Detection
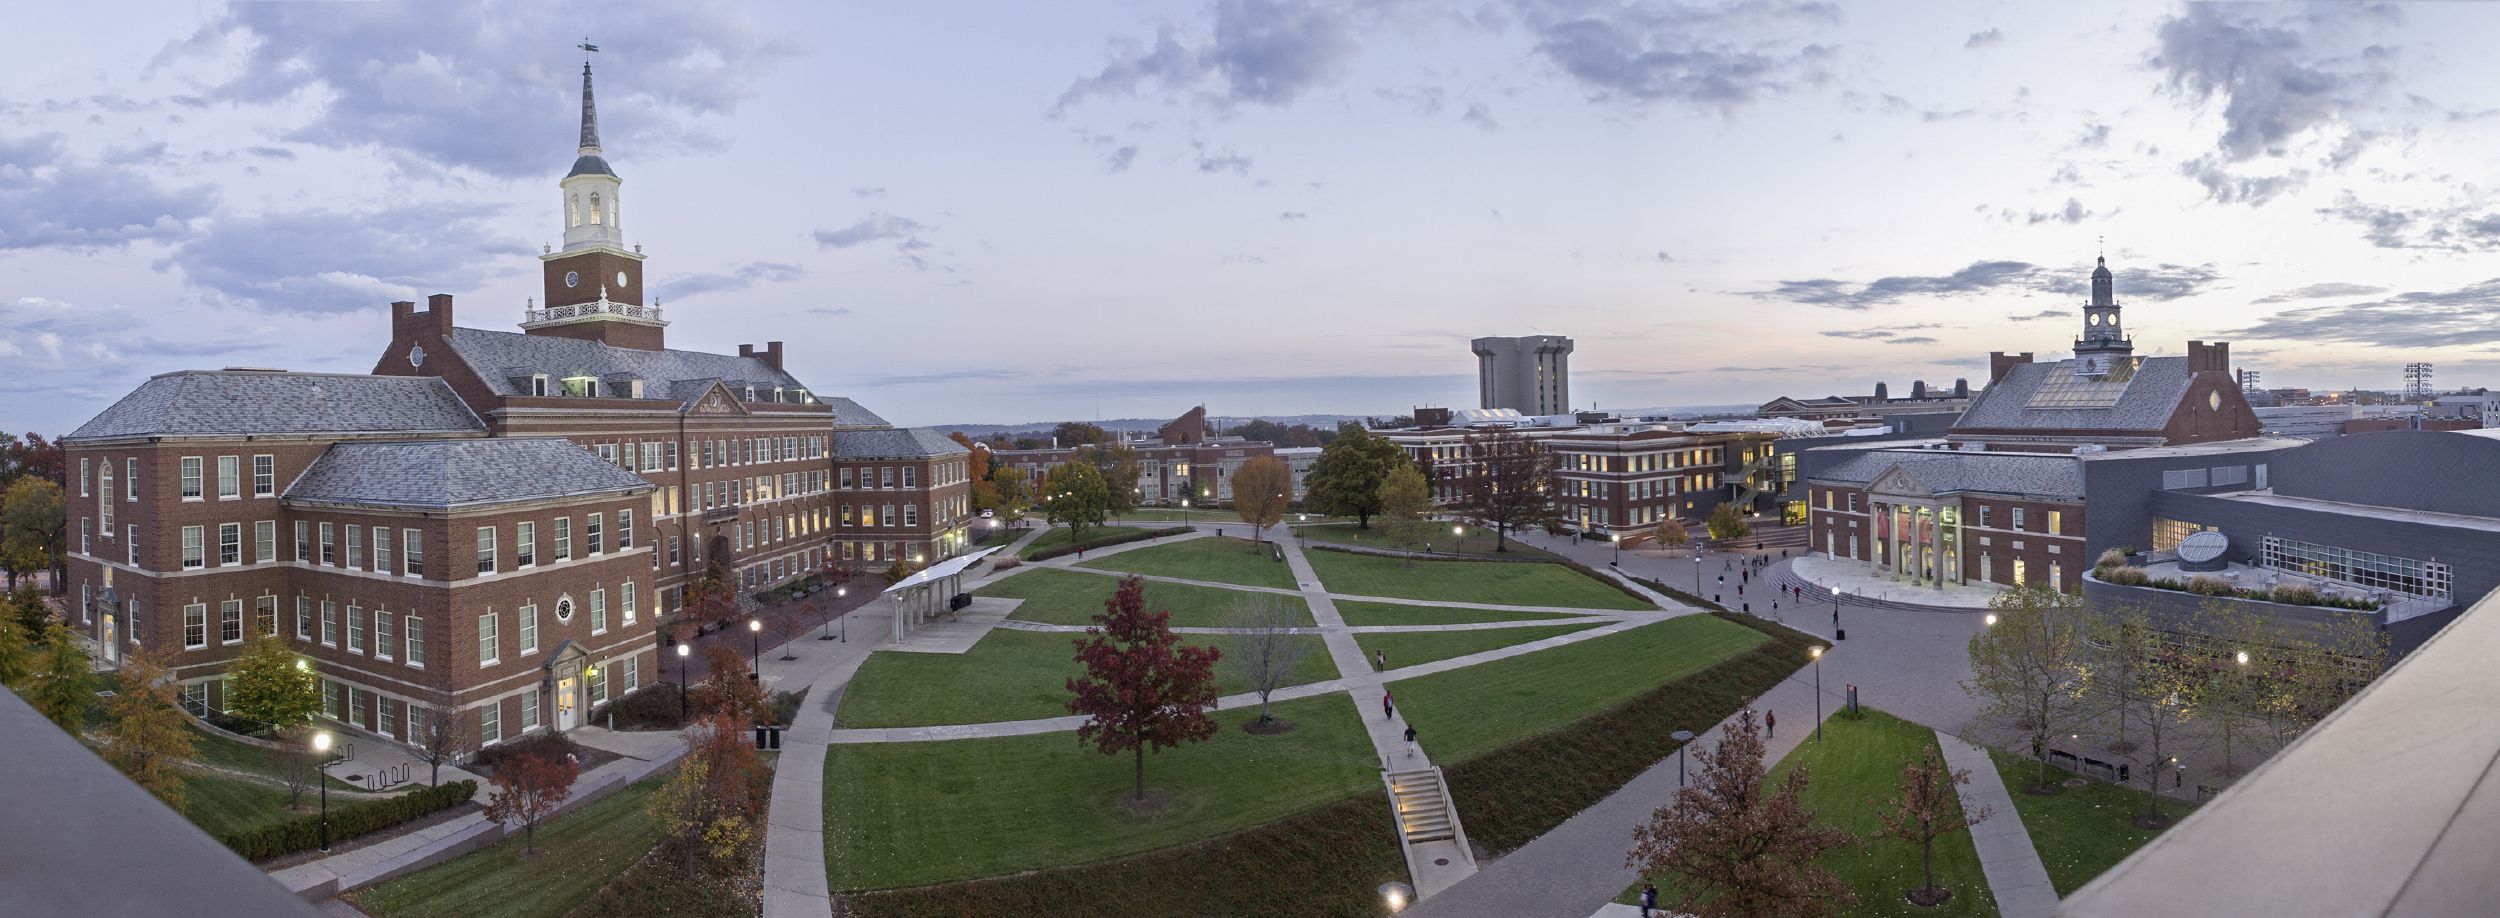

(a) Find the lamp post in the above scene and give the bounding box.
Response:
[748,617,762,673]
[1694,553,1703,595]
[837,585,849,642]
[311,730,334,852]
[1831,585,1844,641]
[1810,646,1825,742]
[1451,524,1463,553]
[1671,729,1696,785]
[1182,498,1191,527]
[1611,532,1621,566]
[674,641,690,719]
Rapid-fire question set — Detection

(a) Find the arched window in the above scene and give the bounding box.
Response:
[567,194,580,227]
[590,193,603,225]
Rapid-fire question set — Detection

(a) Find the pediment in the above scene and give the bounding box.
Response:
[684,381,752,416]
[1866,464,1933,499]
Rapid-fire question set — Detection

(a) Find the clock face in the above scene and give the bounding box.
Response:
[2088,313,2101,326]
[565,270,580,288]
[616,271,629,288]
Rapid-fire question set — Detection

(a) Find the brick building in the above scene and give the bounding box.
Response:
[58,61,953,753]
[1381,421,1781,534]
[992,406,1308,506]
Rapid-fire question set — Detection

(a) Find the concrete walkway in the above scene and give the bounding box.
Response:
[1937,730,2060,918]
[1787,554,2007,609]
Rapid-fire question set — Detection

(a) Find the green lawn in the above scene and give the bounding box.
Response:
[1394,616,1768,763]
[1018,525,1152,558]
[1303,550,1648,610]
[824,694,1381,890]
[1331,599,1589,626]
[1296,522,1560,559]
[981,568,1311,628]
[1077,536,1297,589]
[355,772,670,918]
[184,724,360,790]
[838,628,1339,729]
[1355,623,1603,669]
[1987,748,2194,895]
[179,769,307,838]
[1759,710,1996,917]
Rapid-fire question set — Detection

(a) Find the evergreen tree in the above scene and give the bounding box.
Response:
[225,632,323,731]
[1304,424,1409,527]
[24,620,95,733]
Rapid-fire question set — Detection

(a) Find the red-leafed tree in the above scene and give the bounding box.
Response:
[1066,576,1223,802]
[693,642,771,725]
[1870,745,1993,907]
[1626,709,1856,918]
[484,752,581,857]
[681,575,740,633]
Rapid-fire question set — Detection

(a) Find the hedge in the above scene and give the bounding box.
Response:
[220,779,478,862]
[1442,613,1823,853]
[1024,526,1194,562]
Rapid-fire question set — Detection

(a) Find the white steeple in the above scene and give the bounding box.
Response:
[560,60,624,253]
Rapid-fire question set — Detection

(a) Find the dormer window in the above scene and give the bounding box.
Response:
[626,380,644,399]
[744,386,757,401]
[563,374,599,398]
[530,374,549,397]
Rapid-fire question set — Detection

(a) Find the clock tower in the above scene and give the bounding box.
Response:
[2072,256,2132,376]
[525,58,665,350]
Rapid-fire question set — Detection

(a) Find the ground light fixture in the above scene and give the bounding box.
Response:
[1379,881,1417,913]
[1984,613,1999,627]
[1809,646,1825,742]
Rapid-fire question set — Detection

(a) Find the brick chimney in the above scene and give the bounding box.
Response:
[738,344,754,359]
[391,294,454,340]
[762,341,784,372]
[1989,351,2035,384]
[2187,340,2231,374]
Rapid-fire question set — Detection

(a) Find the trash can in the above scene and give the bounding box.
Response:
[753,725,769,749]
[768,726,783,750]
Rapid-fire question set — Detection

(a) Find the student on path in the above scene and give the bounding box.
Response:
[1404,724,1419,759]
[1766,709,1777,740]
[1375,649,1387,672]
[1640,883,1659,917]
[1383,689,1395,720]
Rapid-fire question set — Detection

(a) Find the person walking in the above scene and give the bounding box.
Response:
[1383,689,1394,720]
[1375,649,1386,672]
[1766,709,1777,740]
[1640,883,1658,918]
[1404,724,1419,759]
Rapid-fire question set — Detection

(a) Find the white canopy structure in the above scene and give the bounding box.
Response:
[881,547,1001,641]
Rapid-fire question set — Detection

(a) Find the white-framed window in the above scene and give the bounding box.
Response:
[2012,507,2027,531]
[407,617,425,668]
[520,687,541,732]
[296,597,312,640]
[99,462,113,529]
[252,454,274,497]
[180,457,204,500]
[903,504,919,527]
[322,680,339,720]
[404,528,423,577]
[180,525,205,569]
[216,455,241,500]
[882,504,896,526]
[379,697,397,738]
[480,701,501,745]
[519,603,538,654]
[902,466,917,488]
[374,527,390,573]
[220,599,243,645]
[374,610,393,660]
[881,467,895,489]
[218,523,241,566]
[621,582,636,626]
[587,513,604,555]
[590,589,607,635]
[346,526,363,569]
[476,526,496,574]
[257,595,278,636]
[347,604,364,654]
[81,518,90,555]
[624,441,637,472]
[126,525,139,566]
[517,521,537,568]
[183,602,207,649]
[592,663,609,706]
[319,522,335,565]
[255,520,276,563]
[841,467,854,489]
[619,509,633,550]
[126,458,137,501]
[479,612,499,666]
[623,654,639,693]
[406,704,425,740]
[295,521,310,562]
[321,601,337,647]
[555,518,572,561]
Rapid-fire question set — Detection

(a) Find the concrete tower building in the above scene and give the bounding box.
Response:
[1472,335,1573,415]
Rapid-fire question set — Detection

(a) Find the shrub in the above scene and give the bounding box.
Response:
[990,557,1022,571]
[219,780,477,862]
[769,689,807,727]
[604,683,688,732]
[1025,526,1193,562]
[2098,566,2151,586]
[468,730,586,775]
[2095,548,2132,570]
[2269,584,2321,606]
[2185,574,2234,596]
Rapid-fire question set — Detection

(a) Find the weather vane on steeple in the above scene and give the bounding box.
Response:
[579,37,599,58]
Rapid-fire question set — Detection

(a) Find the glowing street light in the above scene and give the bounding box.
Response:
[311,730,335,851]
[1810,645,1826,742]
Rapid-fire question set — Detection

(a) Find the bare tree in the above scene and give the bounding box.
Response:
[1451,428,1560,552]
[1960,585,2088,792]
[777,612,808,661]
[412,666,470,786]
[268,724,323,810]
[1222,594,1313,727]
[1869,745,1992,908]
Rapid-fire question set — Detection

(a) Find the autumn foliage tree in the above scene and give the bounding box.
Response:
[1066,577,1223,802]
[1452,428,1560,552]
[225,632,323,731]
[24,620,94,732]
[100,642,197,813]
[1626,709,1855,918]
[648,712,769,875]
[1960,585,2087,792]
[485,752,580,856]
[1705,502,1753,542]
[1869,745,1993,907]
[1041,461,1110,538]
[681,575,740,634]
[1230,456,1293,542]
[693,642,771,725]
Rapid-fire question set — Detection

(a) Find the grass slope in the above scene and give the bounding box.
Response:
[1355,623,1602,669]
[981,568,1310,628]
[1018,526,1151,559]
[1077,537,1298,589]
[1303,549,1647,609]
[1331,599,1586,626]
[824,695,1380,890]
[1757,710,1997,917]
[1395,615,1768,763]
[355,772,669,918]
[179,769,306,838]
[1986,748,2194,895]
[838,629,1338,729]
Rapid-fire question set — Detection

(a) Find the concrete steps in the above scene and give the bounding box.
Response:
[1386,767,1458,844]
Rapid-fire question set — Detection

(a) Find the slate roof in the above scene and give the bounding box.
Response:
[66,371,485,442]
[444,327,817,401]
[1817,450,2084,499]
[823,397,890,429]
[1951,356,2193,432]
[830,427,968,459]
[286,438,651,510]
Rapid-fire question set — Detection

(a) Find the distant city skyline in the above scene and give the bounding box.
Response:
[8,1,2500,435]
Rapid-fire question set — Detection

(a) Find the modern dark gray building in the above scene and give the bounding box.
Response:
[1470,335,1572,416]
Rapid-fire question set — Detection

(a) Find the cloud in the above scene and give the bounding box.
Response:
[2073,123,2109,149]
[2250,281,2389,305]
[0,132,215,250]
[1461,100,1501,131]
[1654,251,1674,263]
[2006,198,2095,225]
[1756,260,2220,309]
[851,187,886,199]
[806,306,852,317]
[1105,144,1139,172]
[2006,308,2066,322]
[168,202,530,315]
[812,212,938,270]
[2151,3,2403,204]
[2229,279,2500,349]
[1194,142,1253,175]
[1278,211,1308,221]
[1964,28,2002,49]
[168,1,795,178]
[1821,328,1894,340]
[2178,154,2306,206]
[1053,0,1358,115]
[653,261,805,301]
[2316,193,2500,252]
[1515,0,1839,112]
[1887,336,1940,346]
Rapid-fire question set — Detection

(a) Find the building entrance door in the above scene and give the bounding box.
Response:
[556,677,579,731]
[100,614,117,665]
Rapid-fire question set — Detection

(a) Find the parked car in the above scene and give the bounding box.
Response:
[979,509,994,519]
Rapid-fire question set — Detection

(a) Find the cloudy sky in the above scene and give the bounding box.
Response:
[3,1,2496,432]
